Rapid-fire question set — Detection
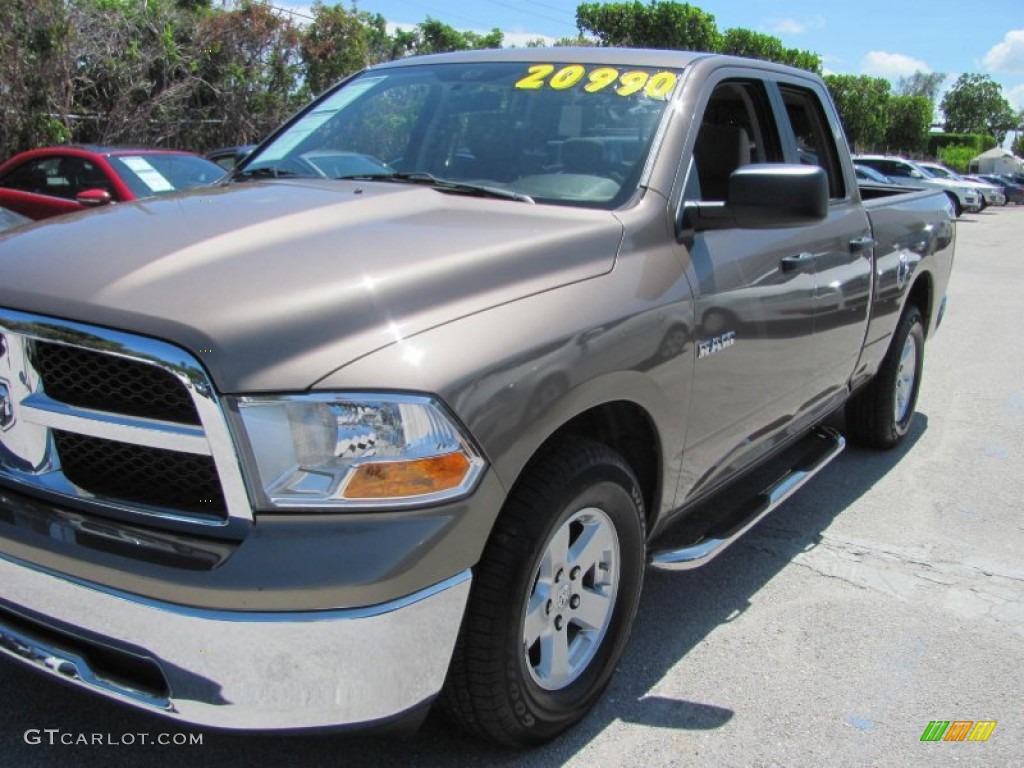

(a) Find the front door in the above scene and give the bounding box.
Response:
[676,78,820,499]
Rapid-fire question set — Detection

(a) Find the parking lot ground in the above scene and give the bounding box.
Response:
[1,206,1022,768]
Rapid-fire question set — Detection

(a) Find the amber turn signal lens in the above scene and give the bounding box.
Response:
[343,452,472,499]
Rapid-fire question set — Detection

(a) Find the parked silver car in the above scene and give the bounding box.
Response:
[918,161,1005,207]
[854,155,981,215]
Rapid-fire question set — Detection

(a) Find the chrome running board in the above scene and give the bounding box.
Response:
[649,427,845,571]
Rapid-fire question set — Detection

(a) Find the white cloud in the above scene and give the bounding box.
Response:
[982,30,1024,73]
[502,30,556,47]
[386,20,418,35]
[1007,84,1024,110]
[861,51,931,78]
[770,18,806,35]
[766,15,825,36]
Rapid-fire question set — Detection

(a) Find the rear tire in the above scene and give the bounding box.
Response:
[845,306,925,449]
[441,438,646,746]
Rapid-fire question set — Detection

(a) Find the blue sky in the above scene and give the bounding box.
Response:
[278,0,1024,112]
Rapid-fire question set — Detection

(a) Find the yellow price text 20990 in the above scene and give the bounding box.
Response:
[514,65,678,99]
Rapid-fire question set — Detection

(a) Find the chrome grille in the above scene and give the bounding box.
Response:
[53,431,227,518]
[32,342,200,425]
[0,309,251,527]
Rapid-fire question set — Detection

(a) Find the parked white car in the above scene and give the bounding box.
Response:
[917,161,1005,208]
[853,155,981,216]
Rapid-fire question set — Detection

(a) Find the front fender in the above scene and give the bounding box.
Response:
[317,273,693,520]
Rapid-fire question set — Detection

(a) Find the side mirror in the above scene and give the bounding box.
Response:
[76,189,113,207]
[685,164,829,231]
[909,170,924,179]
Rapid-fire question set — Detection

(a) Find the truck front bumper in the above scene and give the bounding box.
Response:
[0,552,470,731]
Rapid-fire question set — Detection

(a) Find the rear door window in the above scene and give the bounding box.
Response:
[778,86,846,199]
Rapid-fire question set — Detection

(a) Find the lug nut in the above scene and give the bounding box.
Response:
[570,594,580,609]
[555,568,564,583]
[570,566,581,581]
[545,599,552,615]
[554,615,564,630]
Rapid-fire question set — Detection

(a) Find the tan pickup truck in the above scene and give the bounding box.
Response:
[0,47,953,746]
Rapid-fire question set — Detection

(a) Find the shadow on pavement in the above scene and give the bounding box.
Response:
[0,415,928,768]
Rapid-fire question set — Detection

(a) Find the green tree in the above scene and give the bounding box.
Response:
[415,18,471,54]
[941,73,1017,144]
[720,28,821,73]
[553,34,598,46]
[69,0,209,147]
[574,2,818,72]
[824,74,891,150]
[463,28,504,50]
[884,95,932,153]
[193,1,303,147]
[0,0,75,157]
[410,18,502,55]
[895,71,945,102]
[300,2,370,96]
[359,12,415,64]
[1012,110,1024,158]
[936,144,976,174]
[575,1,721,51]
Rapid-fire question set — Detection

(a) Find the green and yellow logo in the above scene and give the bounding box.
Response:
[920,720,997,742]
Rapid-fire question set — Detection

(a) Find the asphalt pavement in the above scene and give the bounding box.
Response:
[1,205,1021,767]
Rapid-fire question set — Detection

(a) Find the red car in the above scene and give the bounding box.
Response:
[0,146,225,221]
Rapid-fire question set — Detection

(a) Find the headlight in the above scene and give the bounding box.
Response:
[232,393,485,509]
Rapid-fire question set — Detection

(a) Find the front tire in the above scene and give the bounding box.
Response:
[442,438,646,746]
[845,306,925,449]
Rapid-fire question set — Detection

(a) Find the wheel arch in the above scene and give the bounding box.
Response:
[495,384,671,535]
[905,270,934,337]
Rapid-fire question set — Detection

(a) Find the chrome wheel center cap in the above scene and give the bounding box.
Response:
[557,582,571,610]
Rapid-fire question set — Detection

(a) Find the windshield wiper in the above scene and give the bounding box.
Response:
[338,171,534,204]
[229,166,312,182]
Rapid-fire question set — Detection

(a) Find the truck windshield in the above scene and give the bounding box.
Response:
[244,61,682,209]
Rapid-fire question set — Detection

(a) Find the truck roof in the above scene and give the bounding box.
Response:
[373,46,710,71]
[371,47,827,82]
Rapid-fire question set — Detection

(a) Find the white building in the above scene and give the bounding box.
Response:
[969,147,1024,175]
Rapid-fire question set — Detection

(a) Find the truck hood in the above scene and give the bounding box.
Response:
[0,179,623,391]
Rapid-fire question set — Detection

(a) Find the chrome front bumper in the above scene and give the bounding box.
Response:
[0,553,470,730]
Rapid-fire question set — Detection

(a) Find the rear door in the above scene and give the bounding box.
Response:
[772,80,873,414]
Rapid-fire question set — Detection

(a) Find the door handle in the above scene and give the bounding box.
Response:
[849,236,876,253]
[780,252,815,272]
